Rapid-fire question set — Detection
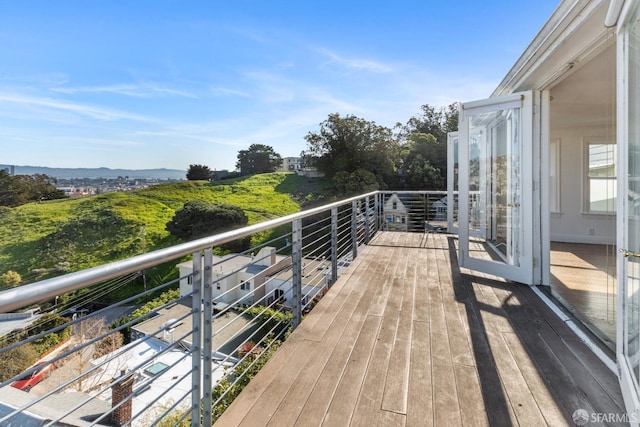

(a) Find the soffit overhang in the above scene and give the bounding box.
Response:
[492,0,612,96]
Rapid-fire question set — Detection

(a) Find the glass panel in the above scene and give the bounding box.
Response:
[453,136,459,229]
[588,143,617,212]
[467,106,522,266]
[627,14,640,386]
[549,140,559,213]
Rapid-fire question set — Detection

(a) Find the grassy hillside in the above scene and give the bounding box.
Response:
[0,173,334,286]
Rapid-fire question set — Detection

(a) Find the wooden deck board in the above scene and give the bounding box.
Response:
[216,232,627,427]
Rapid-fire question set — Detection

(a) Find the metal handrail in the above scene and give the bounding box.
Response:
[0,189,453,426]
[0,191,378,313]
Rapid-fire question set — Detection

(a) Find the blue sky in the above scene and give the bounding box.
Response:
[0,1,560,172]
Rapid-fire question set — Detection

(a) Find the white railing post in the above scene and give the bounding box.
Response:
[351,200,358,260]
[364,195,371,244]
[331,207,338,286]
[191,251,202,426]
[374,192,380,233]
[202,248,213,425]
[292,219,303,329]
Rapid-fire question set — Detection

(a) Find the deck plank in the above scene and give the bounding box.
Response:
[265,246,394,427]
[427,236,463,427]
[215,232,626,427]
[380,250,417,413]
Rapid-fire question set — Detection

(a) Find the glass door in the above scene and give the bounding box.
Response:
[619,5,640,417]
[458,92,534,285]
[447,132,459,233]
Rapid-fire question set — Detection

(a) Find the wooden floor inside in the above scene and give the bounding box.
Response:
[216,232,626,426]
[550,242,617,347]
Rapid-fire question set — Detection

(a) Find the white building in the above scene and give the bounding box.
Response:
[177,247,289,307]
[383,193,409,231]
[265,259,331,311]
[278,157,303,172]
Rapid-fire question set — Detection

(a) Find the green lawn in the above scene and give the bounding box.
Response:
[0,173,334,289]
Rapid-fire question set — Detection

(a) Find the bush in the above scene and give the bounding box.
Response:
[0,344,39,382]
[166,201,251,252]
[333,169,379,195]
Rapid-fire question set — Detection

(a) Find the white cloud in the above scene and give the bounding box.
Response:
[0,92,154,122]
[50,83,197,98]
[316,48,394,73]
[210,87,252,98]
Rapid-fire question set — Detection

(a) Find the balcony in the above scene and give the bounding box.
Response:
[0,192,625,426]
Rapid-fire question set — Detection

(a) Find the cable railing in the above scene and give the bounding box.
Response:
[0,190,452,426]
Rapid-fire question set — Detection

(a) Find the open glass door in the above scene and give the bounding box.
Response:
[458,91,534,285]
[447,132,459,233]
[618,4,640,418]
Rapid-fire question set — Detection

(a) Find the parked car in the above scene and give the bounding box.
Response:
[11,361,54,392]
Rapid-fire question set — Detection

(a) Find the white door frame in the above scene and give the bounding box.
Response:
[617,1,640,422]
[458,91,535,285]
[447,131,459,234]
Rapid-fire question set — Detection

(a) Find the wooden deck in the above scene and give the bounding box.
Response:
[216,232,626,426]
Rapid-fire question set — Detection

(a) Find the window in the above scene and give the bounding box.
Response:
[187,275,193,285]
[392,201,397,210]
[216,281,220,290]
[585,141,616,213]
[240,281,250,291]
[144,362,169,377]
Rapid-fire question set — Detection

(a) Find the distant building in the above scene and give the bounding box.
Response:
[278,157,303,173]
[265,259,331,312]
[177,246,290,307]
[383,193,409,232]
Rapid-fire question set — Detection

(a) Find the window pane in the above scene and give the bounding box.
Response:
[589,178,617,212]
[586,143,616,213]
[588,144,616,177]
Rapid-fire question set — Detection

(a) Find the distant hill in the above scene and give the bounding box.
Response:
[0,165,186,180]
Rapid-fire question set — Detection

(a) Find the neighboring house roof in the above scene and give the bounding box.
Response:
[0,387,111,427]
[0,309,42,339]
[268,259,332,289]
[386,192,413,204]
[90,336,234,424]
[131,296,255,353]
[177,252,285,277]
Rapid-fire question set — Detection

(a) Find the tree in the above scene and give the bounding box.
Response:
[402,133,445,190]
[405,155,444,190]
[0,344,39,382]
[333,169,379,195]
[1,270,21,288]
[166,201,250,251]
[236,144,282,175]
[186,164,212,181]
[303,113,398,188]
[0,171,67,207]
[401,103,459,143]
[398,104,459,190]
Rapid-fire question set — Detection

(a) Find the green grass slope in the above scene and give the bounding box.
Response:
[0,173,335,285]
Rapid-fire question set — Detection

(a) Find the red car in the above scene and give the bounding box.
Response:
[11,361,54,392]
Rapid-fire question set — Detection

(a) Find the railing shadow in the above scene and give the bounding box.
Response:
[445,233,627,425]
[443,234,622,425]
[444,236,514,426]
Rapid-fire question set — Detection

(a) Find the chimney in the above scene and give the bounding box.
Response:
[111,370,135,426]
